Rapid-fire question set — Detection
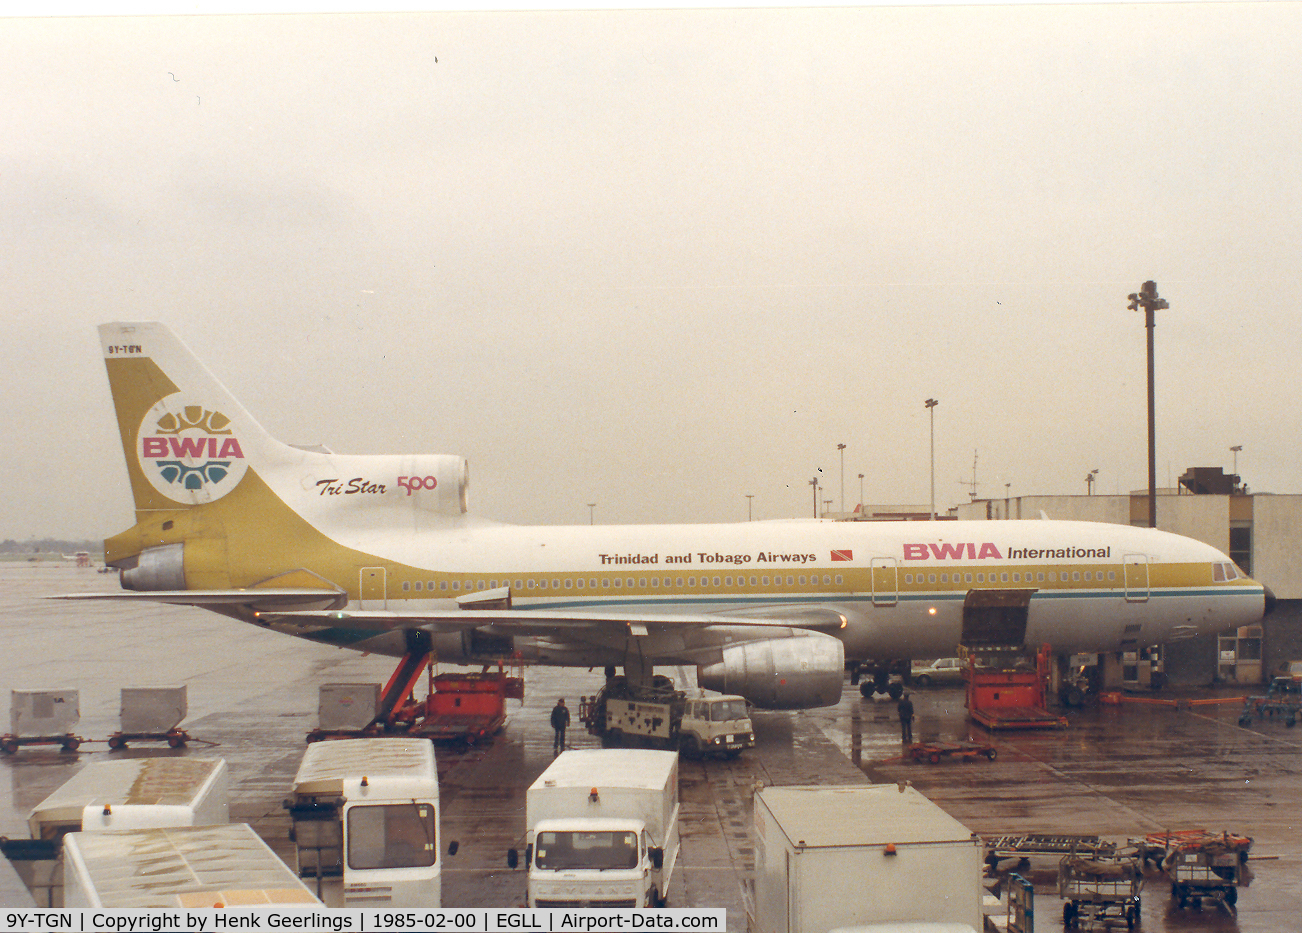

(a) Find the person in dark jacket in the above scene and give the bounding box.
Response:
[550,698,570,755]
[898,693,915,744]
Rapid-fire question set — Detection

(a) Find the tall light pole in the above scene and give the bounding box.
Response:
[1086,469,1099,495]
[587,503,595,525]
[837,444,847,514]
[1231,445,1242,488]
[745,494,754,521]
[809,477,819,518]
[858,473,864,513]
[925,399,939,520]
[1129,281,1168,528]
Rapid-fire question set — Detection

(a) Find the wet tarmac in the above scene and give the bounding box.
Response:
[1,563,1298,931]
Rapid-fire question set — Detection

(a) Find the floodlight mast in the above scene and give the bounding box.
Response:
[1128,280,1168,529]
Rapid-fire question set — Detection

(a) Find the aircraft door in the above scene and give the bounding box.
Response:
[360,567,387,610]
[961,589,1034,646]
[870,557,898,606]
[1123,554,1149,603]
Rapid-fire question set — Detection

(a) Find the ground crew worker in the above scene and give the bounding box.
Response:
[550,697,570,755]
[898,692,915,744]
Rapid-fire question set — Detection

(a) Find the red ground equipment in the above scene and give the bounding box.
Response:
[963,643,1066,730]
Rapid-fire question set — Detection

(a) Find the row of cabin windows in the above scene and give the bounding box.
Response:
[399,574,846,594]
[903,570,1119,585]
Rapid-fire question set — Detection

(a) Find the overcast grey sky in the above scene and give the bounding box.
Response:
[3,5,1301,540]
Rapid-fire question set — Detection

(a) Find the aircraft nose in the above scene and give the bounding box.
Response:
[1264,585,1278,617]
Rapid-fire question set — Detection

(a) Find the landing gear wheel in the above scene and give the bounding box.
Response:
[1126,905,1138,930]
[61,738,80,752]
[108,735,126,750]
[860,682,875,699]
[1062,901,1078,927]
[167,734,186,748]
[887,682,904,701]
[1226,885,1238,906]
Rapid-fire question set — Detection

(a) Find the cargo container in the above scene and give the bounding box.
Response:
[750,784,983,933]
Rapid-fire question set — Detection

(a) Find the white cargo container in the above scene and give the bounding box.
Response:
[62,823,319,908]
[28,757,229,840]
[119,686,187,734]
[517,749,679,909]
[750,784,983,933]
[10,690,78,736]
[318,683,381,731]
[287,737,442,907]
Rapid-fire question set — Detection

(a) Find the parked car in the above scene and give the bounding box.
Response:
[1272,660,1302,694]
[911,657,965,687]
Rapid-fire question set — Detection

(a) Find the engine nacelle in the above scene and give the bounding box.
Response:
[698,632,844,710]
[120,543,186,591]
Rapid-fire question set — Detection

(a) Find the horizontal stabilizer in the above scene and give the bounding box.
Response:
[51,588,347,612]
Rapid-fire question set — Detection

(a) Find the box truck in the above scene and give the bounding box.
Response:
[750,784,983,933]
[63,823,318,908]
[286,737,444,907]
[28,757,229,841]
[511,748,679,908]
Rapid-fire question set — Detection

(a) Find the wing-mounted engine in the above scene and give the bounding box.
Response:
[698,632,844,710]
[283,452,469,520]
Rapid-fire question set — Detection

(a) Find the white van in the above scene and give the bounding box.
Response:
[288,737,444,907]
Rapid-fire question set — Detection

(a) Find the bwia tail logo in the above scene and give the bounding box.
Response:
[137,396,248,503]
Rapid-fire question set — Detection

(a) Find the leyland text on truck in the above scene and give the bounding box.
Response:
[508,749,680,908]
[286,737,449,907]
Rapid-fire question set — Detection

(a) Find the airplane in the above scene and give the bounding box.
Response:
[64,322,1273,711]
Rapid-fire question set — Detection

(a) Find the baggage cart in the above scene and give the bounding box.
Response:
[1058,852,1142,930]
[1162,832,1247,911]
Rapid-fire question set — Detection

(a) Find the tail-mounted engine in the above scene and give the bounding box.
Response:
[118,543,186,591]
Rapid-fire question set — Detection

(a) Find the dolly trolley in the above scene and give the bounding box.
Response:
[1058,851,1143,930]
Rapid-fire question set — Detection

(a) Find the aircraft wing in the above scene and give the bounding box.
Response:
[265,605,848,666]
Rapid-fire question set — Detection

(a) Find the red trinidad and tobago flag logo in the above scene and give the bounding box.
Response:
[831,549,853,561]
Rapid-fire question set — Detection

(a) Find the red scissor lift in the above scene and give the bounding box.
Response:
[394,663,525,745]
[963,643,1067,730]
[307,634,524,745]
